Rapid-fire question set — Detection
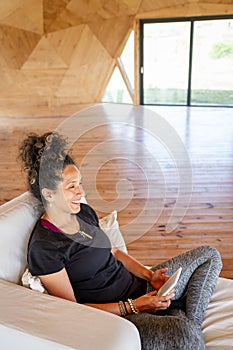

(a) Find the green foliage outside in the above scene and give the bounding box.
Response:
[103,86,233,105]
[211,42,233,59]
[103,87,233,105]
[103,90,125,103]
[144,88,233,105]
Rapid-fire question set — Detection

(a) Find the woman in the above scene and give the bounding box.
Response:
[19,131,222,350]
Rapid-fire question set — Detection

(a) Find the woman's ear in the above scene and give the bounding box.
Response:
[41,188,54,204]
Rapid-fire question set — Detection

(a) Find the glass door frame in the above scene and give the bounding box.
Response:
[139,15,233,107]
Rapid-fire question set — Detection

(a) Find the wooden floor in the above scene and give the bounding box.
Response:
[0,103,233,278]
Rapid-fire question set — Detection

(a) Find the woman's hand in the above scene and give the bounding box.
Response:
[133,289,174,314]
[149,268,170,291]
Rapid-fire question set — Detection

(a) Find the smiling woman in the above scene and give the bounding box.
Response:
[18,131,222,350]
[41,165,85,234]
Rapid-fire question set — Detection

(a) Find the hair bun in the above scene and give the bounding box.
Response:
[19,131,74,203]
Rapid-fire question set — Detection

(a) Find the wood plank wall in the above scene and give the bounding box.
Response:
[0,0,232,112]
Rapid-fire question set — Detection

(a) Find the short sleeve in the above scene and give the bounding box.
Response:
[28,240,65,276]
[79,203,99,226]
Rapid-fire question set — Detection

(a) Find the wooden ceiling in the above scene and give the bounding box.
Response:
[0,0,232,109]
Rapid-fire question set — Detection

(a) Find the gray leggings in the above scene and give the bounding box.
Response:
[126,245,222,350]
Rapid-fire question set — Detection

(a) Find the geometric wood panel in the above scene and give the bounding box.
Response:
[0,66,18,95]
[44,0,141,34]
[138,0,233,18]
[0,0,232,109]
[55,25,113,103]
[22,37,68,69]
[43,0,71,34]
[47,25,86,66]
[0,0,43,34]
[88,15,134,57]
[0,24,41,69]
[139,0,189,14]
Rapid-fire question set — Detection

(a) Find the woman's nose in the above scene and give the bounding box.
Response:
[79,184,85,198]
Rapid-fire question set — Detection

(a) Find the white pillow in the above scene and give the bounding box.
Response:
[22,267,47,293]
[202,277,233,348]
[99,210,127,253]
[0,192,43,284]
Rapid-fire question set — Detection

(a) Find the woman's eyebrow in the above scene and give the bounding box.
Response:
[66,177,82,185]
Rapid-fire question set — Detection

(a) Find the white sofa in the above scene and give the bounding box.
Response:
[0,192,233,349]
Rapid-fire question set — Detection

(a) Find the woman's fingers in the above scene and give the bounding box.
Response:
[147,288,174,298]
[147,290,158,296]
[157,300,171,309]
[153,290,174,309]
[135,288,175,313]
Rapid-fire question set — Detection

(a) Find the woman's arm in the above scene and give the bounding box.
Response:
[39,268,123,315]
[111,248,153,281]
[111,248,169,290]
[86,290,173,315]
[39,267,173,315]
[39,268,76,302]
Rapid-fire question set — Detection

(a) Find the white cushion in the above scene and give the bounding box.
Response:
[0,278,141,350]
[99,210,127,253]
[202,277,233,348]
[21,268,47,293]
[0,192,43,284]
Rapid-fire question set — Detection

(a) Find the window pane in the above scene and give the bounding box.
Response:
[102,31,134,104]
[102,66,132,103]
[121,30,134,91]
[192,19,233,106]
[143,22,190,104]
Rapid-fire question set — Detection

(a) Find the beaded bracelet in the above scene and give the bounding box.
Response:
[118,301,128,317]
[123,301,128,315]
[128,298,139,314]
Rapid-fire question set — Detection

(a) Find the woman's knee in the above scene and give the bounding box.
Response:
[202,245,222,267]
[192,245,222,265]
[126,314,206,350]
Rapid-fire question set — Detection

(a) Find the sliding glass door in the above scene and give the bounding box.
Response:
[142,21,190,105]
[191,19,233,105]
[140,16,233,106]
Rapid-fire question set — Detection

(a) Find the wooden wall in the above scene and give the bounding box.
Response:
[0,0,232,112]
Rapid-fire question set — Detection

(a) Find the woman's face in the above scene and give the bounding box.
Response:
[51,164,85,214]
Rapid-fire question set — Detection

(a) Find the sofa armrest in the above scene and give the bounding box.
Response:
[0,279,141,350]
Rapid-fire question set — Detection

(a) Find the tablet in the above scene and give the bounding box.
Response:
[156,267,182,296]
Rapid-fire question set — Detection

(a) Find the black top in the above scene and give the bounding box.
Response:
[27,203,147,303]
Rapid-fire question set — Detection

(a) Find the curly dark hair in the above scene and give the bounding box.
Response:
[19,132,75,203]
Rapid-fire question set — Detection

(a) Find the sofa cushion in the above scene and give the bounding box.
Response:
[0,192,127,285]
[202,277,233,348]
[0,278,141,350]
[0,192,43,284]
[99,210,127,253]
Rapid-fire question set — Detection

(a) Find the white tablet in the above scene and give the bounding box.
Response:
[156,267,182,296]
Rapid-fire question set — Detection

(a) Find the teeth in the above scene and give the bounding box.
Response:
[72,200,80,204]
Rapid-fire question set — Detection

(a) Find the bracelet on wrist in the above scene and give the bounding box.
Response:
[118,300,128,317]
[128,298,139,314]
[123,301,129,315]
